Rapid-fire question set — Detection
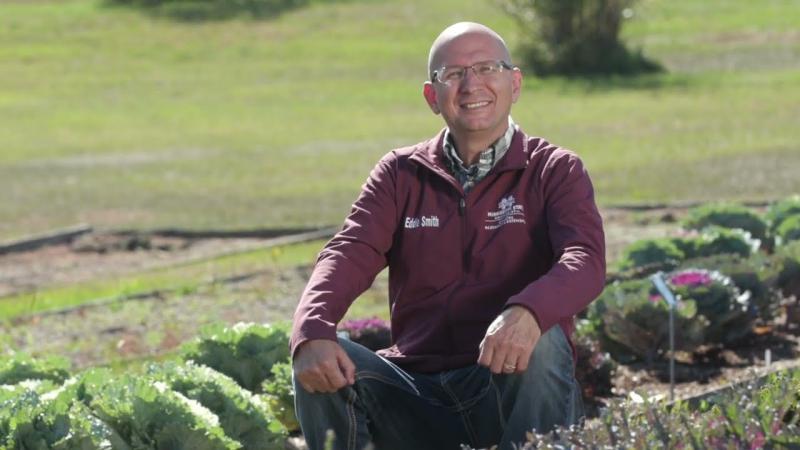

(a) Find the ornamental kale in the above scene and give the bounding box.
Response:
[0,352,71,385]
[148,361,286,449]
[181,321,290,392]
[339,316,391,351]
[262,360,300,433]
[667,269,755,344]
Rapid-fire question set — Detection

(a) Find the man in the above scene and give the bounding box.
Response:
[291,22,605,450]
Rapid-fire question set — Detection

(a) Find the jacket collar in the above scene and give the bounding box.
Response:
[410,126,529,176]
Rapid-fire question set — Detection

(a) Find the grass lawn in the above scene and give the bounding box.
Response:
[0,0,799,241]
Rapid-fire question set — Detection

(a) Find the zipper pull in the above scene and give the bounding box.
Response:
[458,198,466,216]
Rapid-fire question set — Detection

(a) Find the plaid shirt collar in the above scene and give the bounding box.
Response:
[443,117,516,193]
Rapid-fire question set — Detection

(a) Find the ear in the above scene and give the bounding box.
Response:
[510,68,522,104]
[423,82,441,114]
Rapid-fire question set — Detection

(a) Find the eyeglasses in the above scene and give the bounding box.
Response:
[431,60,516,85]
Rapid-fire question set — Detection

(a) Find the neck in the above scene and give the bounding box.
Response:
[450,129,505,166]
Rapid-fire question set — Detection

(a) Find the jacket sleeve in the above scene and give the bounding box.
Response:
[290,153,398,356]
[505,149,606,333]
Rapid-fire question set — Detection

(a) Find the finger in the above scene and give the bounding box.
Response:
[297,371,323,394]
[337,349,356,385]
[321,365,349,393]
[514,346,534,373]
[489,345,510,374]
[477,336,495,367]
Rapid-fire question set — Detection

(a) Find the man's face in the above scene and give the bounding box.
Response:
[423,32,522,141]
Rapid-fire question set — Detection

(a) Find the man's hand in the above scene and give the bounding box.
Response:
[477,306,542,374]
[293,339,356,394]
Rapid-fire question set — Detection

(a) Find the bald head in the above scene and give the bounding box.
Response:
[427,22,512,78]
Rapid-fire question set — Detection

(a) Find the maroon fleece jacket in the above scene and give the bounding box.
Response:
[291,128,606,373]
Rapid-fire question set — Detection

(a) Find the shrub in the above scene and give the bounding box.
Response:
[105,0,308,21]
[766,195,800,232]
[682,203,768,244]
[262,360,299,433]
[181,322,290,392]
[148,361,286,449]
[776,214,800,246]
[498,0,660,76]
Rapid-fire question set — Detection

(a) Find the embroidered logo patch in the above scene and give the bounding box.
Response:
[404,215,440,229]
[485,195,526,230]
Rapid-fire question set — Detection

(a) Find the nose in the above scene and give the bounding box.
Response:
[458,67,484,92]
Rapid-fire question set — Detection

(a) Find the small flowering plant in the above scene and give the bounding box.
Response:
[339,317,391,351]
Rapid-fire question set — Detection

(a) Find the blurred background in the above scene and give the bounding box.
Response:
[2,0,798,239]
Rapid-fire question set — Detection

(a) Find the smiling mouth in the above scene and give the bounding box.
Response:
[462,101,491,110]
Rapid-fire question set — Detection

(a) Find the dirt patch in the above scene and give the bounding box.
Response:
[0,206,684,299]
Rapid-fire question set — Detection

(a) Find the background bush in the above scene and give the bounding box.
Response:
[499,0,660,76]
[105,0,309,20]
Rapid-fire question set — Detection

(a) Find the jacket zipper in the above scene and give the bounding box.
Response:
[458,197,469,273]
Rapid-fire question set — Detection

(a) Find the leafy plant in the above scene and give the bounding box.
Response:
[776,214,800,246]
[339,316,391,351]
[572,326,615,410]
[676,253,781,323]
[666,269,755,344]
[616,238,684,272]
[766,195,800,233]
[495,369,800,449]
[0,377,130,450]
[772,241,800,300]
[0,353,71,385]
[181,322,290,392]
[682,203,769,244]
[84,373,241,450]
[262,360,299,433]
[587,278,706,362]
[692,226,759,258]
[148,361,286,449]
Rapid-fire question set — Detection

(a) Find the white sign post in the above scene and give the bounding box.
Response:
[650,272,677,402]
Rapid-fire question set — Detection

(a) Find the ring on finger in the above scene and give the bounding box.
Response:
[503,363,516,373]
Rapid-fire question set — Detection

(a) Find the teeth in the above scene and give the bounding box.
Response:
[464,101,489,109]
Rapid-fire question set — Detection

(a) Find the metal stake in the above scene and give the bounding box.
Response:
[650,272,677,402]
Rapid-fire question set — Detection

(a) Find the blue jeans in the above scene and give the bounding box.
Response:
[293,326,584,450]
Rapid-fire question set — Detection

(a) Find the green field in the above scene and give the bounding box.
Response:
[1,0,800,241]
